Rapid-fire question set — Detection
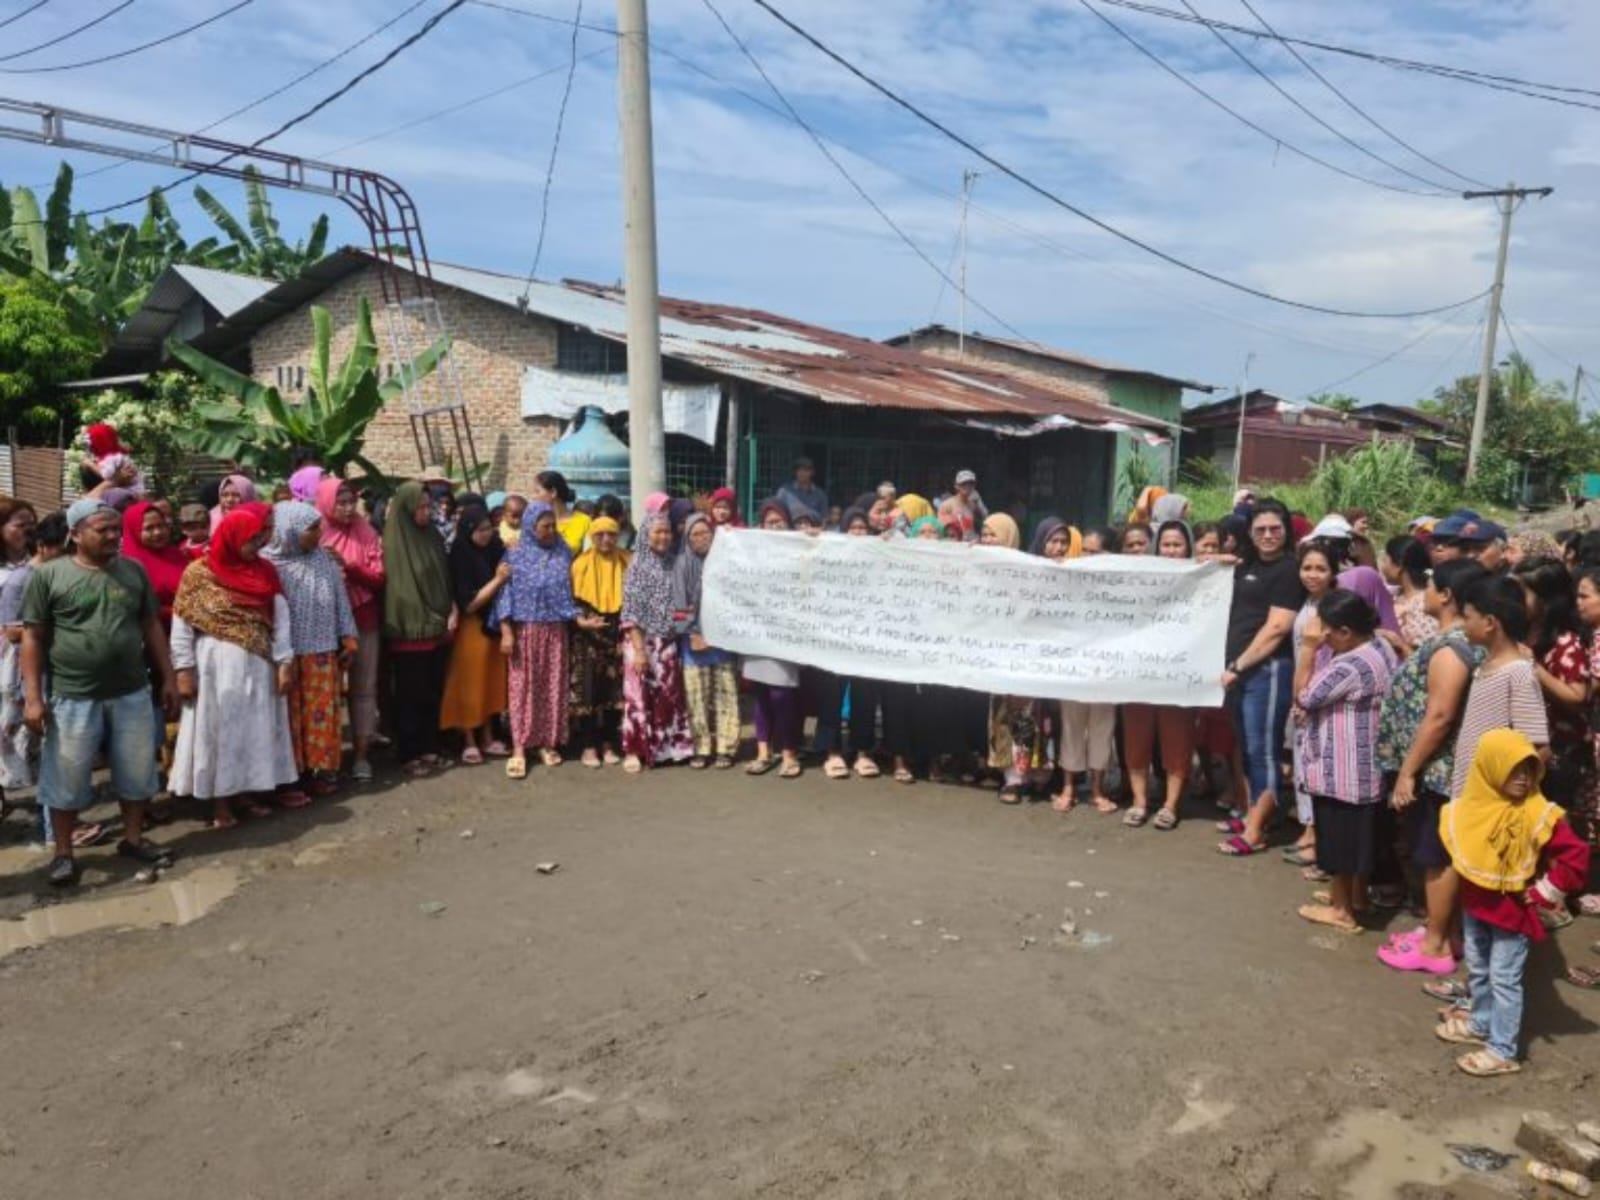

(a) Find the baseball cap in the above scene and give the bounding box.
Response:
[1308,513,1353,541]
[1431,510,1484,542]
[955,469,977,486]
[65,498,116,529]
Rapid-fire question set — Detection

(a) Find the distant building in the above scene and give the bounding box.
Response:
[170,250,1171,525]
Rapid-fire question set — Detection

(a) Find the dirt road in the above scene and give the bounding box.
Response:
[1,762,1596,1198]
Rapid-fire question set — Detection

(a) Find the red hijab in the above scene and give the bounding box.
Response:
[207,501,282,609]
[120,501,190,615]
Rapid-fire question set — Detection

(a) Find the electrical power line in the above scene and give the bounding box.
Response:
[0,0,52,32]
[0,0,135,64]
[633,26,1495,364]
[326,46,614,158]
[747,0,1491,320]
[1412,306,1486,403]
[1233,0,1490,191]
[703,0,1042,346]
[521,0,585,297]
[15,0,469,225]
[1501,309,1590,379]
[28,0,435,189]
[466,0,615,35]
[1080,0,1445,198]
[1093,0,1600,111]
[1172,0,1456,194]
[0,0,254,75]
[1298,298,1483,399]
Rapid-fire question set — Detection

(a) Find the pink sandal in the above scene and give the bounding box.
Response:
[1376,941,1455,975]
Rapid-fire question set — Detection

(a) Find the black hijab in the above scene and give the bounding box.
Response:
[448,503,503,609]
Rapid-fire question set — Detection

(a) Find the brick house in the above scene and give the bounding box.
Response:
[180,249,1175,527]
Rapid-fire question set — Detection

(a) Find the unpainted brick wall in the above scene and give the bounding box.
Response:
[245,264,562,491]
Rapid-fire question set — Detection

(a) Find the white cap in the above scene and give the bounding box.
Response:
[1308,513,1353,541]
[955,469,977,486]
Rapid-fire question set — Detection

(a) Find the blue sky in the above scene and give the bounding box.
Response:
[3,0,1597,407]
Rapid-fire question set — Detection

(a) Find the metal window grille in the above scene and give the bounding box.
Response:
[557,326,624,375]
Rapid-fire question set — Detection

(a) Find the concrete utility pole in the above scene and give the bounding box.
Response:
[617,0,666,518]
[1463,181,1552,483]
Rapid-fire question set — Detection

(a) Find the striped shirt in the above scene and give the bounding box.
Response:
[1449,657,1550,800]
[1296,638,1397,804]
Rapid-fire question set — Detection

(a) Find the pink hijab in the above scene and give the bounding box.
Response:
[315,476,384,609]
[209,473,258,533]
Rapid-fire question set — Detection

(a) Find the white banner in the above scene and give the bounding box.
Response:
[701,530,1232,706]
[521,365,722,445]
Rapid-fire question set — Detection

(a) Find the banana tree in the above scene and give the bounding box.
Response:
[167,295,449,482]
[194,167,329,280]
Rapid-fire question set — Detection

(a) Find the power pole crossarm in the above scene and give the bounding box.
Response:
[1464,181,1552,482]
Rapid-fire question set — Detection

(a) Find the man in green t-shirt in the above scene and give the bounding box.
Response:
[22,499,180,887]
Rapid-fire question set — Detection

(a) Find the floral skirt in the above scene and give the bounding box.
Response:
[289,651,343,775]
[622,634,692,765]
[508,621,569,751]
[569,619,624,720]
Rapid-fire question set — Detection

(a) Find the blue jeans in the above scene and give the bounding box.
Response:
[1463,913,1529,1062]
[1226,655,1292,804]
[39,690,159,813]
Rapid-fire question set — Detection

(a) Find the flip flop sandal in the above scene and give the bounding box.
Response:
[1297,904,1362,933]
[853,758,881,779]
[745,758,776,776]
[779,762,803,779]
[622,757,643,775]
[603,750,622,766]
[689,757,709,770]
[1122,807,1149,828]
[460,748,484,766]
[1302,867,1332,883]
[1282,847,1317,866]
[824,758,851,780]
[714,756,735,770]
[1218,835,1266,857]
[1152,808,1179,831]
[70,821,109,849]
[505,757,528,780]
[207,814,240,831]
[1216,816,1246,834]
[539,749,562,768]
[1456,1049,1520,1076]
[581,751,602,769]
[893,768,915,784]
[1423,979,1470,1002]
[483,741,511,758]
[1434,1016,1486,1046]
[1050,793,1077,812]
[1563,964,1600,989]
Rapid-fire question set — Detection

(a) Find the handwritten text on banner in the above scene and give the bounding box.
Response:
[700,530,1233,706]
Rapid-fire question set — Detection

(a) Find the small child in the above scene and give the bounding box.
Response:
[1435,728,1589,1075]
[177,503,211,559]
[83,423,146,497]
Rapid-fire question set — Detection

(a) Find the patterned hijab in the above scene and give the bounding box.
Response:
[497,501,576,624]
[621,514,677,636]
[382,480,453,642]
[264,500,348,656]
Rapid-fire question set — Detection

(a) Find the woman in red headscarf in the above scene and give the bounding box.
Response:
[120,501,190,628]
[168,503,304,827]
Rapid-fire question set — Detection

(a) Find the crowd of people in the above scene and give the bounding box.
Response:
[1,432,1597,1079]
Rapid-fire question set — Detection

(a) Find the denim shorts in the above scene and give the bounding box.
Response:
[1226,655,1292,803]
[39,689,159,812]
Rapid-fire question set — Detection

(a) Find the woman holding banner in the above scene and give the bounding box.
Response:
[1218,499,1305,856]
[1047,520,1117,814]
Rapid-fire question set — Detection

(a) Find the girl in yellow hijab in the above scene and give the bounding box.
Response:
[1436,728,1591,1075]
[568,516,632,767]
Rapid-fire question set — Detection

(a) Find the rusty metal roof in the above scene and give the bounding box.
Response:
[888,324,1213,393]
[191,249,1168,431]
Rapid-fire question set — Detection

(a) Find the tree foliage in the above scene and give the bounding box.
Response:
[1418,353,1600,503]
[0,274,99,435]
[167,297,447,482]
[193,168,330,280]
[79,370,222,497]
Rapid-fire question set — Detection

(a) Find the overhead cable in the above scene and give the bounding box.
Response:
[0,0,134,64]
[0,0,53,32]
[1092,0,1600,111]
[1233,0,1490,191]
[1078,0,1445,198]
[746,0,1492,319]
[0,0,251,74]
[520,0,585,297]
[1172,0,1457,193]
[703,0,1042,346]
[21,0,468,225]
[1298,297,1484,398]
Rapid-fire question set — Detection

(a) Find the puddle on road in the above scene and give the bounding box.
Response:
[1315,1107,1523,1199]
[0,866,242,959]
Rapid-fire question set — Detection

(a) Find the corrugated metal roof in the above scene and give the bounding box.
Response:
[171,264,276,316]
[102,263,276,373]
[888,324,1213,393]
[194,248,1168,430]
